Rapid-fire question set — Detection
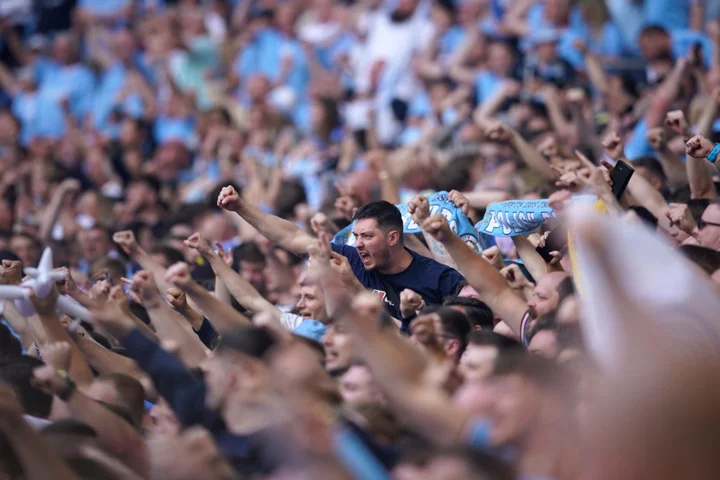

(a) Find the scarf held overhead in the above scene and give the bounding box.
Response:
[332,192,482,253]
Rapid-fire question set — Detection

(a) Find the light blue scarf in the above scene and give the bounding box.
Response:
[475,199,556,237]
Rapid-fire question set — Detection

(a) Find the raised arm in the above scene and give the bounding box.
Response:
[645,125,689,191]
[32,363,149,478]
[185,233,279,318]
[127,271,209,368]
[685,134,720,199]
[407,195,458,269]
[217,185,315,256]
[28,290,94,387]
[165,262,252,334]
[422,215,528,337]
[71,330,157,400]
[323,278,467,446]
[479,119,557,181]
[603,133,673,231]
[39,179,80,242]
[0,386,80,480]
[113,230,173,294]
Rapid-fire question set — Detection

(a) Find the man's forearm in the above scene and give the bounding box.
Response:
[441,235,527,335]
[687,155,718,200]
[1,415,80,480]
[656,148,689,190]
[233,202,314,255]
[66,391,149,478]
[206,253,278,317]
[145,303,209,367]
[510,130,557,180]
[36,313,94,386]
[186,280,252,333]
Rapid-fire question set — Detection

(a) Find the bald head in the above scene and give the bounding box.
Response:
[527,272,570,318]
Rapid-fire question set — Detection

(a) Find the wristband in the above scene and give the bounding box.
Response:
[708,144,720,163]
[56,370,77,402]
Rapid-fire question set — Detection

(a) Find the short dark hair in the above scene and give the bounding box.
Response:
[95,373,146,428]
[217,325,277,360]
[678,245,720,275]
[555,276,576,305]
[640,24,670,38]
[0,324,22,360]
[149,245,185,267]
[421,305,472,359]
[234,242,266,265]
[492,351,566,391]
[467,330,523,351]
[353,201,403,236]
[0,356,52,418]
[443,296,494,329]
[633,156,666,183]
[688,198,711,223]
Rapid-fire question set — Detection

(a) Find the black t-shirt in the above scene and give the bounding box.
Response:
[331,243,464,319]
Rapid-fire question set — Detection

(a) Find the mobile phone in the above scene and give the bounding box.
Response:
[610,159,634,199]
[536,224,568,263]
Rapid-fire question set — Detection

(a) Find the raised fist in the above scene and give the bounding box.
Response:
[448,190,470,216]
[184,232,212,256]
[665,203,697,234]
[407,195,431,225]
[166,287,188,311]
[602,132,624,160]
[165,262,192,292]
[645,127,666,151]
[216,186,242,212]
[422,214,453,243]
[481,245,504,270]
[130,271,160,305]
[686,135,715,159]
[501,264,532,291]
[400,289,425,319]
[665,110,687,136]
[113,230,139,256]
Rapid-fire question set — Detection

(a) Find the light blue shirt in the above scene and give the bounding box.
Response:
[475,71,504,103]
[92,63,129,130]
[79,0,131,15]
[36,61,95,121]
[643,0,690,32]
[12,92,66,145]
[625,119,655,160]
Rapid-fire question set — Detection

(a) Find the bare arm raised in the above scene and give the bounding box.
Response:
[217,186,316,255]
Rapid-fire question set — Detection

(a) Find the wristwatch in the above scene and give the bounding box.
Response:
[56,370,77,402]
[708,143,720,163]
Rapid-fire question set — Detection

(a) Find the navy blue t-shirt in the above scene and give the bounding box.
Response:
[331,244,464,320]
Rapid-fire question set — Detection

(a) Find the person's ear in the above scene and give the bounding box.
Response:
[387,230,401,247]
[445,338,460,357]
[473,325,483,332]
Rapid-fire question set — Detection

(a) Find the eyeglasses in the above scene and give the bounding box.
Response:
[698,219,720,230]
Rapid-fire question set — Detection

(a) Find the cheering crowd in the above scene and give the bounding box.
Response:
[3,0,720,478]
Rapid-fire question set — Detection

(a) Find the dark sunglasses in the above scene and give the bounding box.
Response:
[698,219,720,230]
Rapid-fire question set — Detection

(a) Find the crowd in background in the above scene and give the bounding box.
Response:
[2,0,720,479]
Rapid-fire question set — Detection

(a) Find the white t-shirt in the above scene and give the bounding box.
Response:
[362,11,433,103]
